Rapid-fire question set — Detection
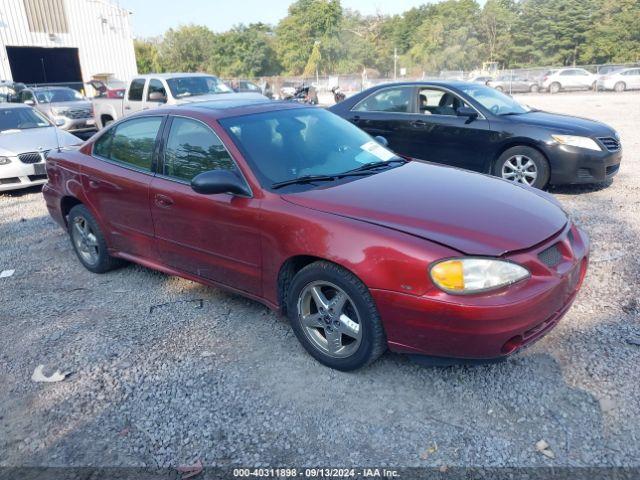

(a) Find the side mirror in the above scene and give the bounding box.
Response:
[191,170,251,196]
[23,99,35,106]
[54,118,65,127]
[148,91,167,103]
[374,135,388,147]
[456,106,478,121]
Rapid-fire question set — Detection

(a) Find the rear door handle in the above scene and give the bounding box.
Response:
[154,194,174,208]
[351,115,361,123]
[411,120,427,127]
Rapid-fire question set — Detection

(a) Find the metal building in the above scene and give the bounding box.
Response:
[0,0,137,86]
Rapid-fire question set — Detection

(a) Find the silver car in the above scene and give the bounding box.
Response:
[18,87,96,134]
[487,75,539,93]
[0,104,80,192]
[597,67,640,92]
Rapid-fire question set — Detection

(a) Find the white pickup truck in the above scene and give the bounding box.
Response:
[92,73,266,129]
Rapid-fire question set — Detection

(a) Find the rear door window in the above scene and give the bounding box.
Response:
[128,79,145,101]
[93,116,163,171]
[353,87,414,113]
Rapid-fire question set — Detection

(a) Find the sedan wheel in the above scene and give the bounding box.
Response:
[298,281,362,359]
[68,204,125,273]
[501,155,538,186]
[495,146,550,189]
[614,82,626,93]
[287,261,386,370]
[71,216,100,266]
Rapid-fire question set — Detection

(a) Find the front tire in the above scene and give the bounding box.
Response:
[614,81,626,93]
[530,84,539,93]
[286,261,386,371]
[68,205,124,273]
[494,146,550,189]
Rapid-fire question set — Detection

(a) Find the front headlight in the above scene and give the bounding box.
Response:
[0,156,11,165]
[430,258,530,295]
[551,134,602,151]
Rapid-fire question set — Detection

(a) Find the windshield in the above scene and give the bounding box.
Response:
[459,84,531,115]
[221,108,402,190]
[35,88,84,103]
[0,107,51,132]
[166,76,232,98]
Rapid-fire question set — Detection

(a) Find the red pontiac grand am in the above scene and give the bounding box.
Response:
[42,99,589,371]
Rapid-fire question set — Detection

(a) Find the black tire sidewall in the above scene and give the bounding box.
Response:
[68,205,117,273]
[286,262,385,371]
[550,83,560,93]
[615,82,625,92]
[494,146,550,189]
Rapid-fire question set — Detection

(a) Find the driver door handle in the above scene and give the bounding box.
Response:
[154,194,174,208]
[351,115,361,123]
[411,120,427,127]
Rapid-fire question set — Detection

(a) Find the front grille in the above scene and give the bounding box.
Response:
[598,137,620,152]
[606,164,620,176]
[64,108,93,119]
[538,243,562,267]
[18,152,46,164]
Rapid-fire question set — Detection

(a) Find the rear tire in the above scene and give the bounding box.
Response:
[68,205,124,273]
[530,84,539,93]
[494,146,550,189]
[286,261,386,371]
[549,82,561,94]
[614,81,626,93]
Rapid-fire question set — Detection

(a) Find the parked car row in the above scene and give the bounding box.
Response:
[476,67,640,94]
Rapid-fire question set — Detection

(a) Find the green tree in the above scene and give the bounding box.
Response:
[581,0,640,64]
[158,25,216,72]
[407,0,483,72]
[510,0,597,67]
[478,0,517,65]
[275,0,343,74]
[134,39,161,73]
[210,23,281,77]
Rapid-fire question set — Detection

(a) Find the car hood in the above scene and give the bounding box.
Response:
[507,110,615,136]
[282,162,567,256]
[175,92,267,104]
[47,100,93,110]
[0,127,80,156]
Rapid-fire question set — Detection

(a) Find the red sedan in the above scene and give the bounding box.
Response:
[42,99,589,371]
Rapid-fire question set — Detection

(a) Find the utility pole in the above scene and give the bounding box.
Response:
[393,47,398,81]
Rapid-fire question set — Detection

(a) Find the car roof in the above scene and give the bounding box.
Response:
[144,98,310,120]
[130,73,219,80]
[29,86,74,91]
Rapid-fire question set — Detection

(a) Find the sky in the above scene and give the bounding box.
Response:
[118,0,435,38]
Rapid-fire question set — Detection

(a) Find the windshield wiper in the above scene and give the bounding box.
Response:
[271,174,339,189]
[344,158,407,174]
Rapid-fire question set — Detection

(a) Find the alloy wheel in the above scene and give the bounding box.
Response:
[297,281,362,358]
[501,154,538,186]
[72,216,100,265]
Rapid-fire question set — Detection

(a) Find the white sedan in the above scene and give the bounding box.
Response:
[0,104,80,192]
[597,67,640,92]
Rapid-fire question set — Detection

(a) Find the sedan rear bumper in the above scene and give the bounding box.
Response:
[373,225,589,360]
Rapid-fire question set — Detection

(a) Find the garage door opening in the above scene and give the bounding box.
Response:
[6,46,82,85]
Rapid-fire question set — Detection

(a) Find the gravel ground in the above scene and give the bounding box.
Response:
[0,92,639,471]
